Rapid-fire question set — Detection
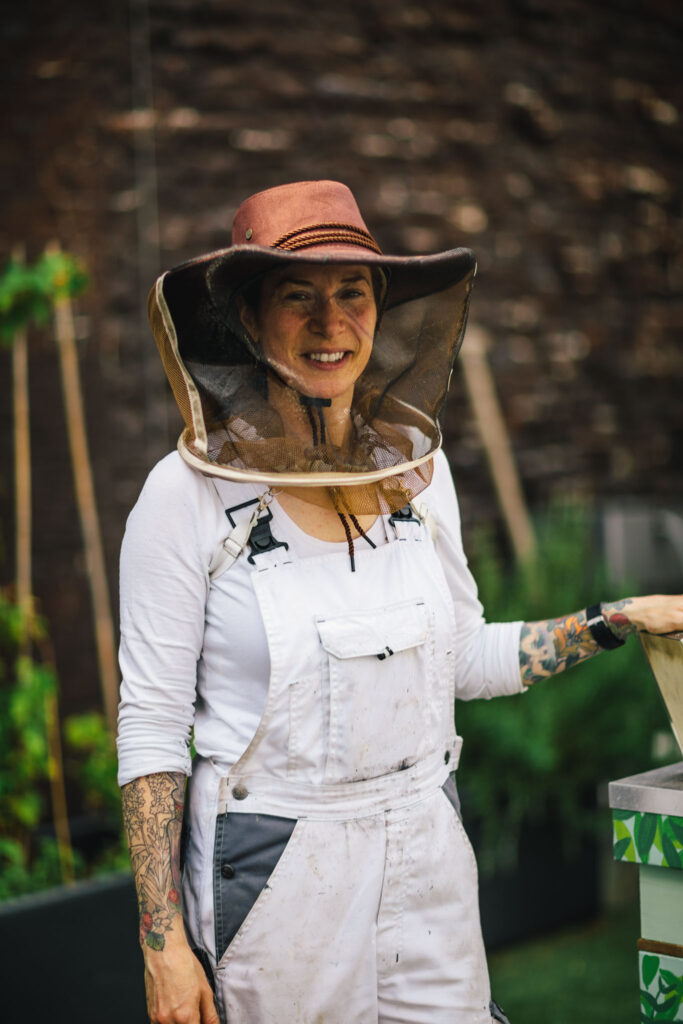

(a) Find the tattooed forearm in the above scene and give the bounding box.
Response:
[519,599,637,686]
[121,772,185,951]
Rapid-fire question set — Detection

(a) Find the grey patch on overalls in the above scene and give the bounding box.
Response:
[490,997,512,1023]
[213,810,297,961]
[441,771,462,820]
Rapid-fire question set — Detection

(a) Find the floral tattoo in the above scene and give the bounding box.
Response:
[601,598,635,641]
[519,599,636,686]
[121,772,185,951]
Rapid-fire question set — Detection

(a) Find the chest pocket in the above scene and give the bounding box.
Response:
[315,599,438,783]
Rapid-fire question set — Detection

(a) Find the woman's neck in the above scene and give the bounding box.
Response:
[267,376,354,448]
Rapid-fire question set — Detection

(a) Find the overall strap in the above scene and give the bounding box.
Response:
[410,499,438,543]
[387,501,438,543]
[208,481,288,580]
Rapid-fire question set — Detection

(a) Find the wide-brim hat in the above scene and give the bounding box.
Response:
[160,179,476,312]
[148,180,477,514]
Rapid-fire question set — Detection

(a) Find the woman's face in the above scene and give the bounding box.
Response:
[239,263,378,404]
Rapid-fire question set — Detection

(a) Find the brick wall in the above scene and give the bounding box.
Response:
[1,0,681,716]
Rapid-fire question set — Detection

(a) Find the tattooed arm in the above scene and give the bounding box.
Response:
[519,594,683,686]
[122,773,218,1024]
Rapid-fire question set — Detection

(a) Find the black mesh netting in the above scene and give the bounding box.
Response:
[150,258,474,515]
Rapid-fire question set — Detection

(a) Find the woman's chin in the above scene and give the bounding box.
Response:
[302,378,356,404]
[273,368,358,405]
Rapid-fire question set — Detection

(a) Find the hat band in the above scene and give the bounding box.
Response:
[271,222,383,255]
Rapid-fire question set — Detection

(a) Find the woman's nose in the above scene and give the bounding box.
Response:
[311,297,344,337]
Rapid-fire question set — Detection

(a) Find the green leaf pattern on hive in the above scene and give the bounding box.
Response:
[613,812,683,869]
[639,952,683,1020]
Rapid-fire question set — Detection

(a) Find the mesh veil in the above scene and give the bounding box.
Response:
[149,255,475,515]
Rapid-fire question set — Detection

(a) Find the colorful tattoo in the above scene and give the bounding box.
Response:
[121,772,185,951]
[519,599,636,686]
[600,598,636,642]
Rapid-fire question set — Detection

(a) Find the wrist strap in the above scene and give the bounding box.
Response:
[586,603,626,650]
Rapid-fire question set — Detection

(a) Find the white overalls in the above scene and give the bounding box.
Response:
[181,501,494,1024]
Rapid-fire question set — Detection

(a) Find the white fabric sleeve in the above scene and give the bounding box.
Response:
[430,450,525,700]
[116,453,220,786]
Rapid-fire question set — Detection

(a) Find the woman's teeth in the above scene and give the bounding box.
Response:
[307,351,346,363]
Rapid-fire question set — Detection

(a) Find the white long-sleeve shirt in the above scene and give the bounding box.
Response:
[117,449,524,786]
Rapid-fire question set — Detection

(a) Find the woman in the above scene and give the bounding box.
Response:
[117,180,683,1024]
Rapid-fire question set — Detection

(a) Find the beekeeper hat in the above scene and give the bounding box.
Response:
[148,180,477,514]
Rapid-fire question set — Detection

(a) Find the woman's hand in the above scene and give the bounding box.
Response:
[603,595,683,637]
[143,933,218,1024]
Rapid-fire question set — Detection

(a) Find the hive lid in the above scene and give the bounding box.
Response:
[640,631,683,758]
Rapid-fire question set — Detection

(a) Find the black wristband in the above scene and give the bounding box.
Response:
[586,603,626,650]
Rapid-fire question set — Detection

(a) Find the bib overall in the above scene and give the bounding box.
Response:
[182,504,494,1023]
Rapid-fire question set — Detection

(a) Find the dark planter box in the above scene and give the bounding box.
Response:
[1,872,147,1024]
[468,813,600,950]
[1,817,599,1022]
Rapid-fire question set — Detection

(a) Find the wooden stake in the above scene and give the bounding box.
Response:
[459,324,537,563]
[48,242,120,733]
[12,245,31,613]
[47,690,75,883]
[37,630,75,885]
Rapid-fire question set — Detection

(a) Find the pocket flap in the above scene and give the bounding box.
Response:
[316,600,428,659]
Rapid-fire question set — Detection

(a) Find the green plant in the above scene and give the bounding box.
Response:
[0,591,129,900]
[64,712,120,819]
[0,592,77,899]
[0,250,88,342]
[0,245,124,898]
[457,501,669,874]
[63,710,130,873]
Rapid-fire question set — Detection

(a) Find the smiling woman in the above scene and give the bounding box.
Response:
[150,181,476,514]
[234,263,383,539]
[118,180,683,1024]
[237,264,378,428]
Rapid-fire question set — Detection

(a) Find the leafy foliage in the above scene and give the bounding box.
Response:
[64,712,120,819]
[63,710,130,875]
[0,251,88,343]
[0,592,67,899]
[0,246,124,899]
[457,501,669,873]
[0,592,126,901]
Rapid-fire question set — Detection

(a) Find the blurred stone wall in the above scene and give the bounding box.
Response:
[1,0,681,717]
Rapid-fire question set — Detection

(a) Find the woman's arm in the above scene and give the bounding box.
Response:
[121,772,218,1024]
[520,594,683,686]
[121,772,185,951]
[117,459,225,1023]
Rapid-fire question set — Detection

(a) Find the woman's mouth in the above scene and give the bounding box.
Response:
[304,350,349,366]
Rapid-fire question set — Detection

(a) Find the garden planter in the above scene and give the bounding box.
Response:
[1,871,146,1024]
[1,816,599,1023]
[466,810,600,950]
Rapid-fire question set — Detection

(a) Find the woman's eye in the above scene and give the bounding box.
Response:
[284,291,311,302]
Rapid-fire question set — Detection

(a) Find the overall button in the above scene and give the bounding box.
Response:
[232,784,249,801]
[221,862,235,879]
[444,750,451,764]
